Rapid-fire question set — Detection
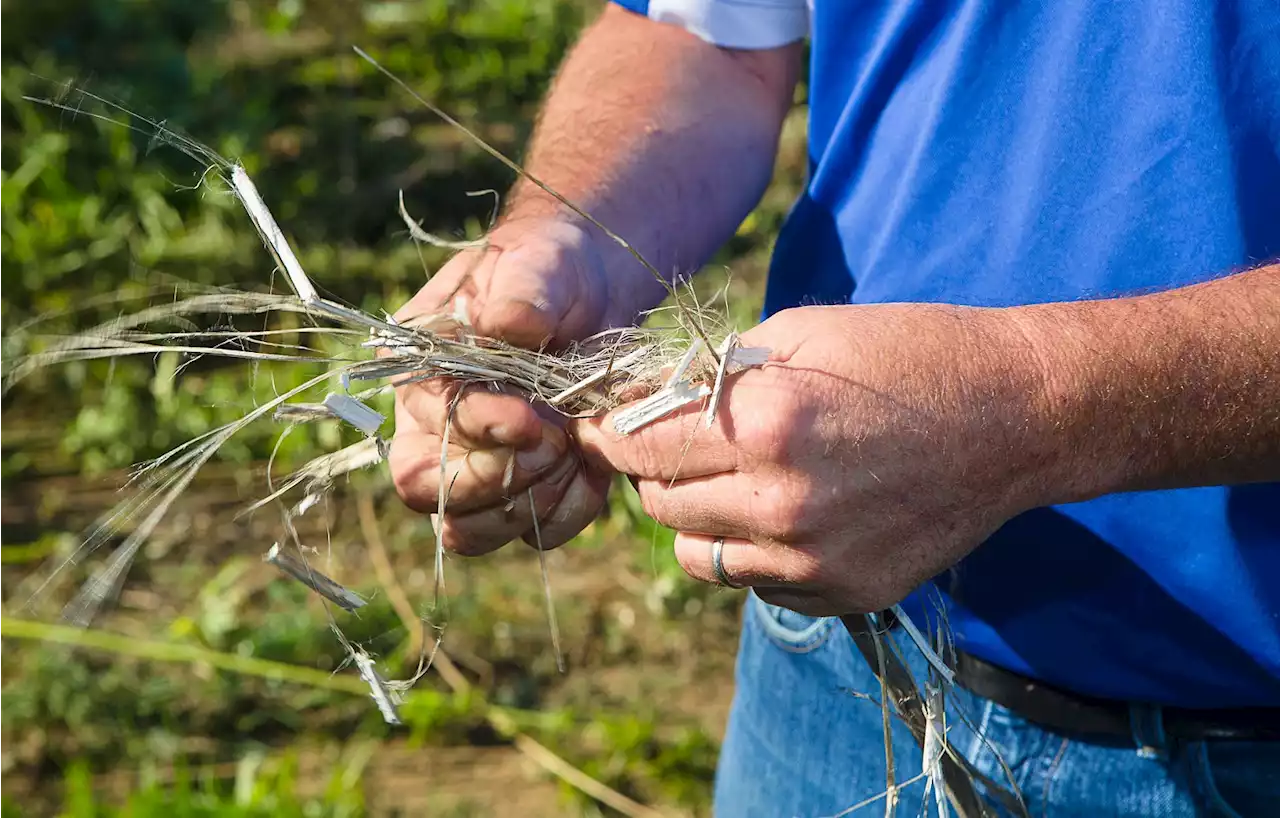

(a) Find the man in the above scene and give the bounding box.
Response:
[389,1,1280,815]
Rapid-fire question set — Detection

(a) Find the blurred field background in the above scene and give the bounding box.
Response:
[0,1,809,815]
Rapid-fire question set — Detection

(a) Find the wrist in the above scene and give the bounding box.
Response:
[999,305,1131,509]
[500,181,577,226]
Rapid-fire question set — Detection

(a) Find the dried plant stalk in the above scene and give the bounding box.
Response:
[840,615,1022,818]
[264,543,367,613]
[528,488,565,674]
[352,649,403,726]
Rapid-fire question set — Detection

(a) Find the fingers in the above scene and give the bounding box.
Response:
[521,467,610,549]
[389,222,610,454]
[672,532,821,589]
[396,379,545,451]
[572,404,740,482]
[393,222,606,350]
[389,425,568,515]
[384,221,616,560]
[471,236,603,349]
[392,249,484,323]
[439,456,578,556]
[632,471,808,543]
[671,532,835,615]
[572,363,794,482]
[436,459,608,556]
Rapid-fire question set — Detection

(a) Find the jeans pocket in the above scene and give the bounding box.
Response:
[748,591,836,653]
[1187,740,1280,818]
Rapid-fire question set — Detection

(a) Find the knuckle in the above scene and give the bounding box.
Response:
[741,400,799,466]
[751,481,806,541]
[389,443,437,514]
[543,238,575,270]
[637,482,670,525]
[625,430,669,481]
[395,379,453,429]
[483,297,557,341]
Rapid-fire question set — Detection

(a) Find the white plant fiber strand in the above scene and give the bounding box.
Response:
[352,649,402,725]
[229,165,317,304]
[890,603,956,686]
[704,332,737,429]
[547,345,651,407]
[921,685,950,818]
[612,380,712,435]
[664,338,704,388]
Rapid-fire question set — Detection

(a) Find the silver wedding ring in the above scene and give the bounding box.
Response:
[711,537,741,589]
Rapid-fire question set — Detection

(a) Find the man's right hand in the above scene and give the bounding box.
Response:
[389,218,614,555]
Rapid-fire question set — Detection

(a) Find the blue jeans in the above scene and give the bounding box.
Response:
[714,592,1280,817]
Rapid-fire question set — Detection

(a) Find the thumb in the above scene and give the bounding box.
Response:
[474,228,605,349]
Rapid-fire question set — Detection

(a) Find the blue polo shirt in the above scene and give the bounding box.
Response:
[615,0,1280,707]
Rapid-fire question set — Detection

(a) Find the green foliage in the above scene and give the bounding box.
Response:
[555,712,720,811]
[399,688,486,746]
[38,755,365,818]
[0,0,594,476]
[1,626,342,769]
[2,0,591,274]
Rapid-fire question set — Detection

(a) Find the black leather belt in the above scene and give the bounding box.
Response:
[953,652,1280,742]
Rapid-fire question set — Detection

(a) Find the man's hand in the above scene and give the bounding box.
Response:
[389,218,613,554]
[574,304,1053,615]
[383,2,821,558]
[575,266,1280,616]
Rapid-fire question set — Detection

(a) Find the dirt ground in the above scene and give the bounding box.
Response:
[2,462,742,816]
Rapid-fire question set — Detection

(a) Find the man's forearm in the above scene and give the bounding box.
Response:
[501,6,802,326]
[1015,264,1280,504]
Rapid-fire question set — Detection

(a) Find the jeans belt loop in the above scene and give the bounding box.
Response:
[1129,703,1168,755]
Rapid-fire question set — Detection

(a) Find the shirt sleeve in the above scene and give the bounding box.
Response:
[610,0,810,49]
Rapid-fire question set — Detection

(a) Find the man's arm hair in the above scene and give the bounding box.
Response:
[1014,263,1280,501]
[501,5,803,326]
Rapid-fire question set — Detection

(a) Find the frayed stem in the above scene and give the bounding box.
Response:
[230,165,317,304]
[528,488,565,674]
[871,622,898,818]
[264,542,367,612]
[399,190,488,250]
[840,615,997,818]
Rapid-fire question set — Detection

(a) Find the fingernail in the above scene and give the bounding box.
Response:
[542,453,577,487]
[491,424,521,446]
[516,430,564,474]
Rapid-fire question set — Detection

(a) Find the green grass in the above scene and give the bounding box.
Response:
[10,755,366,818]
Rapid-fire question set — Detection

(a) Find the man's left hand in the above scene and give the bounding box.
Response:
[574,303,1063,615]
